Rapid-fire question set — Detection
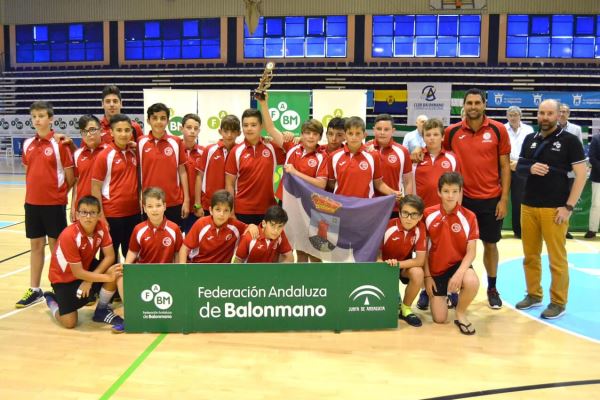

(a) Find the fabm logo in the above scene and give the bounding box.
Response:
[349,285,385,306]
[141,284,173,310]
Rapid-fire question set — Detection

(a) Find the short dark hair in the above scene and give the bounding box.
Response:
[147,103,170,119]
[220,115,241,132]
[182,113,201,127]
[77,195,101,212]
[211,189,234,209]
[438,172,464,191]
[29,101,54,117]
[102,85,122,101]
[109,114,132,128]
[344,116,366,132]
[423,118,444,135]
[327,117,346,131]
[264,205,288,225]
[241,108,262,124]
[374,114,395,126]
[301,119,323,138]
[463,88,486,104]
[78,114,100,130]
[399,195,425,215]
[142,187,166,205]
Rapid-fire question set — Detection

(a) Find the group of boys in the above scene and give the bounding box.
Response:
[19,86,583,335]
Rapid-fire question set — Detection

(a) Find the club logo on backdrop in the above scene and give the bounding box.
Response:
[532,93,544,105]
[269,101,301,131]
[421,85,437,102]
[141,284,173,311]
[494,92,504,105]
[572,94,583,106]
[347,285,387,313]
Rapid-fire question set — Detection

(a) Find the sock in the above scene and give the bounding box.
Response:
[46,298,59,319]
[400,303,413,317]
[31,287,41,292]
[97,288,115,309]
[488,276,497,289]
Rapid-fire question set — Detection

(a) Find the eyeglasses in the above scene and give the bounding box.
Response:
[81,128,101,136]
[400,211,422,220]
[77,211,99,218]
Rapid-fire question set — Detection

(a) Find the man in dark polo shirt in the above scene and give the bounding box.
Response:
[442,88,511,310]
[515,99,587,319]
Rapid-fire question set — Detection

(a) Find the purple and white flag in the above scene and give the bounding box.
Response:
[282,174,395,262]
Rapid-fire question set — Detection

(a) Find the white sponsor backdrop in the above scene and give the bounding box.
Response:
[407,82,452,125]
[312,89,367,130]
[197,90,250,146]
[0,114,144,136]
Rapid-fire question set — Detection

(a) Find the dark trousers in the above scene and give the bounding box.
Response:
[510,171,526,237]
[106,214,142,261]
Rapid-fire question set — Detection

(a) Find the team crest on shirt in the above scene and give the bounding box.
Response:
[441,160,451,169]
[482,132,493,143]
[44,148,53,156]
[359,161,369,171]
[162,237,172,247]
[164,147,174,156]
[308,159,318,168]
[262,149,271,158]
[226,233,233,241]
[552,141,562,151]
[387,154,398,164]
[451,223,462,233]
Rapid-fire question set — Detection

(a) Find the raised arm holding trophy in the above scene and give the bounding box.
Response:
[254,62,275,100]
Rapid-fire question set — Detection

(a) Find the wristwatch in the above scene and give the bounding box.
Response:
[193,203,202,210]
[564,204,574,212]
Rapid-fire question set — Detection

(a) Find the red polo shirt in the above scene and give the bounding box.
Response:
[197,140,230,211]
[225,138,285,214]
[128,218,183,263]
[235,227,292,263]
[92,143,140,218]
[22,131,74,205]
[100,116,143,144]
[327,144,383,198]
[381,219,427,261]
[443,117,510,199]
[184,144,204,210]
[138,132,187,207]
[184,216,247,263]
[368,139,412,210]
[414,149,461,208]
[49,220,112,284]
[424,204,479,276]
[276,142,328,200]
[73,144,105,207]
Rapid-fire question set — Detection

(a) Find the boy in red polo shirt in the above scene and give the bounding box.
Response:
[225,109,285,225]
[100,85,143,143]
[368,114,413,217]
[43,196,123,329]
[327,116,401,200]
[138,103,190,228]
[321,117,346,156]
[17,101,75,308]
[234,205,293,263]
[379,195,426,327]
[180,113,204,233]
[195,115,241,217]
[71,115,105,222]
[91,114,141,262]
[180,190,258,264]
[423,172,480,335]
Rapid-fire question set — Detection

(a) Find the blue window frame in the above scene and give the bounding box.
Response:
[16,22,103,63]
[372,14,481,58]
[244,16,347,58]
[124,19,220,60]
[506,14,600,59]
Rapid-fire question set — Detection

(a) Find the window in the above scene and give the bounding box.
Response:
[244,16,348,58]
[372,14,481,58]
[124,19,220,60]
[16,22,103,63]
[506,14,600,59]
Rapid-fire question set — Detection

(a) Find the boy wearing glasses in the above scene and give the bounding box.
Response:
[17,101,75,308]
[379,195,426,327]
[71,115,106,222]
[43,196,124,329]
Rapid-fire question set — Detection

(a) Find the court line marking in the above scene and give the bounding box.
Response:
[99,333,167,399]
[0,265,30,279]
[0,249,32,265]
[0,221,24,230]
[0,300,44,320]
[573,238,600,253]
[422,379,600,400]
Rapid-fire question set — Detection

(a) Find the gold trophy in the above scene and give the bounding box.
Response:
[254,62,275,100]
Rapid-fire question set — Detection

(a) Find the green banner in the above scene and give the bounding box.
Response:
[123,263,398,333]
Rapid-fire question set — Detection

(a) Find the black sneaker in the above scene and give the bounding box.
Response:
[584,231,596,239]
[399,313,422,327]
[15,288,44,308]
[487,288,503,309]
[93,307,124,325]
[416,289,429,310]
[447,293,458,309]
[566,232,573,239]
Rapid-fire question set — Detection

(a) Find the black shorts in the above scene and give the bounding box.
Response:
[236,213,264,225]
[462,196,502,243]
[165,204,183,228]
[24,203,67,239]
[51,279,103,315]
[432,263,473,296]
